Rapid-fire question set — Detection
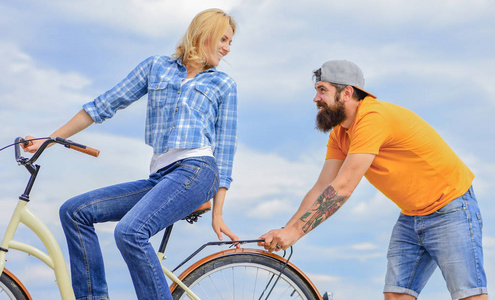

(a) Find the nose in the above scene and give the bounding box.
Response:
[223,43,230,54]
[313,93,320,103]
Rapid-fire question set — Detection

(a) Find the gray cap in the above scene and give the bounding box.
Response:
[316,60,376,98]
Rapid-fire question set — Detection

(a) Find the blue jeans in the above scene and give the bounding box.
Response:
[384,186,487,299]
[59,157,219,300]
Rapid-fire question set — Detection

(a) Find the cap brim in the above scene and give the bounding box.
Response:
[354,86,376,99]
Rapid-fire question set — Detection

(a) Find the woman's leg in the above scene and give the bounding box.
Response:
[59,179,154,300]
[114,157,219,300]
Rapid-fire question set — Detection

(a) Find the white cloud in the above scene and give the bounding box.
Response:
[0,42,92,113]
[227,0,495,105]
[308,0,493,27]
[447,146,495,202]
[48,0,243,39]
[308,273,341,283]
[350,242,378,251]
[229,145,322,202]
[366,56,495,101]
[246,198,295,219]
[19,263,56,285]
[350,191,396,218]
[297,241,384,263]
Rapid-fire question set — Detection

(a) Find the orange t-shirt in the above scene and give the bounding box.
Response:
[326,97,474,216]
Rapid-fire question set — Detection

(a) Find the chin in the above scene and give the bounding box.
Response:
[207,61,219,67]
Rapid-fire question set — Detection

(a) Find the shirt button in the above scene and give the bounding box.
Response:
[175,108,179,112]
[177,91,181,95]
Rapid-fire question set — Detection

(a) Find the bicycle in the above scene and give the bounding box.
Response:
[0,137,330,300]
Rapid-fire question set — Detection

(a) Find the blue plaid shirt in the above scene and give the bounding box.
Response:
[83,56,238,188]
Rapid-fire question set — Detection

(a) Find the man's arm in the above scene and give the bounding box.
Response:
[259,153,375,252]
[284,158,343,228]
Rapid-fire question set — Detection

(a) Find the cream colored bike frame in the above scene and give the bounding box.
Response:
[158,253,200,300]
[0,199,75,299]
[0,199,200,300]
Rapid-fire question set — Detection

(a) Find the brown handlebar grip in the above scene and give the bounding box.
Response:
[19,139,33,148]
[69,145,100,157]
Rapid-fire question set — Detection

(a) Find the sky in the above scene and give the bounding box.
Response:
[0,0,494,299]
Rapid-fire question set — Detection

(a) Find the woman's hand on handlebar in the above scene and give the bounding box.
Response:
[21,136,47,153]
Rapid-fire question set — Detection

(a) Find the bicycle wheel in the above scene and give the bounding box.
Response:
[0,271,30,300]
[171,251,320,300]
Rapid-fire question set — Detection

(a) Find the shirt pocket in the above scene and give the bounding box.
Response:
[148,81,170,108]
[191,85,218,117]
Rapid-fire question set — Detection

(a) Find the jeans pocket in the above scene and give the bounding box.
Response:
[168,158,202,188]
[434,198,464,214]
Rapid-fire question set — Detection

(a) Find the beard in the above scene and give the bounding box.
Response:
[315,93,346,132]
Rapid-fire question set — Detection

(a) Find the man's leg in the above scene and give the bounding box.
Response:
[424,187,487,299]
[383,213,437,298]
[461,295,488,300]
[384,290,488,299]
[384,292,416,299]
[384,289,488,299]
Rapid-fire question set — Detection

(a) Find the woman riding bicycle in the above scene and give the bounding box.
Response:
[22,8,239,300]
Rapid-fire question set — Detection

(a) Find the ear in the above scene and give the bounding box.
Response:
[343,85,354,101]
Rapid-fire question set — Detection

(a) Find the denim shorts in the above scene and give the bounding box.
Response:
[384,186,488,299]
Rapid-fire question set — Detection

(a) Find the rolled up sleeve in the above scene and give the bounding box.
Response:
[83,56,154,123]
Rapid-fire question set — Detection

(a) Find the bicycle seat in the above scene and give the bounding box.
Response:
[183,201,211,224]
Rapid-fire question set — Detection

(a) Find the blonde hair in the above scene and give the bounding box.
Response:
[174,8,236,68]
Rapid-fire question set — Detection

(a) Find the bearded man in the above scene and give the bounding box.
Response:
[259,60,488,300]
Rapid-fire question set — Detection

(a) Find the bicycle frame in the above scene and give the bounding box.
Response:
[0,198,75,299]
[157,224,201,299]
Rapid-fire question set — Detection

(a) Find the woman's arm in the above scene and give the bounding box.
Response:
[213,80,238,189]
[23,109,94,153]
[211,187,239,242]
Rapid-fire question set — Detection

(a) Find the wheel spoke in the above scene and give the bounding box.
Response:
[171,254,318,300]
[207,274,224,300]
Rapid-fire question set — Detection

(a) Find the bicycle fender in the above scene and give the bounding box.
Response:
[169,248,323,300]
[1,268,32,300]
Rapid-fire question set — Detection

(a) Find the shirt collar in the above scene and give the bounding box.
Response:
[174,57,217,73]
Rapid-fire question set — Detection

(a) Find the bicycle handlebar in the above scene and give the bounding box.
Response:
[15,136,100,165]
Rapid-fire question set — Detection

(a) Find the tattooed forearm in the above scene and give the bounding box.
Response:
[300,185,348,233]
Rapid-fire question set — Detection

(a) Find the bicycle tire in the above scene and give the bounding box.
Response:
[0,271,30,300]
[171,250,320,300]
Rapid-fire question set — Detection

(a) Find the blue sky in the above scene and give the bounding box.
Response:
[1,1,494,299]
